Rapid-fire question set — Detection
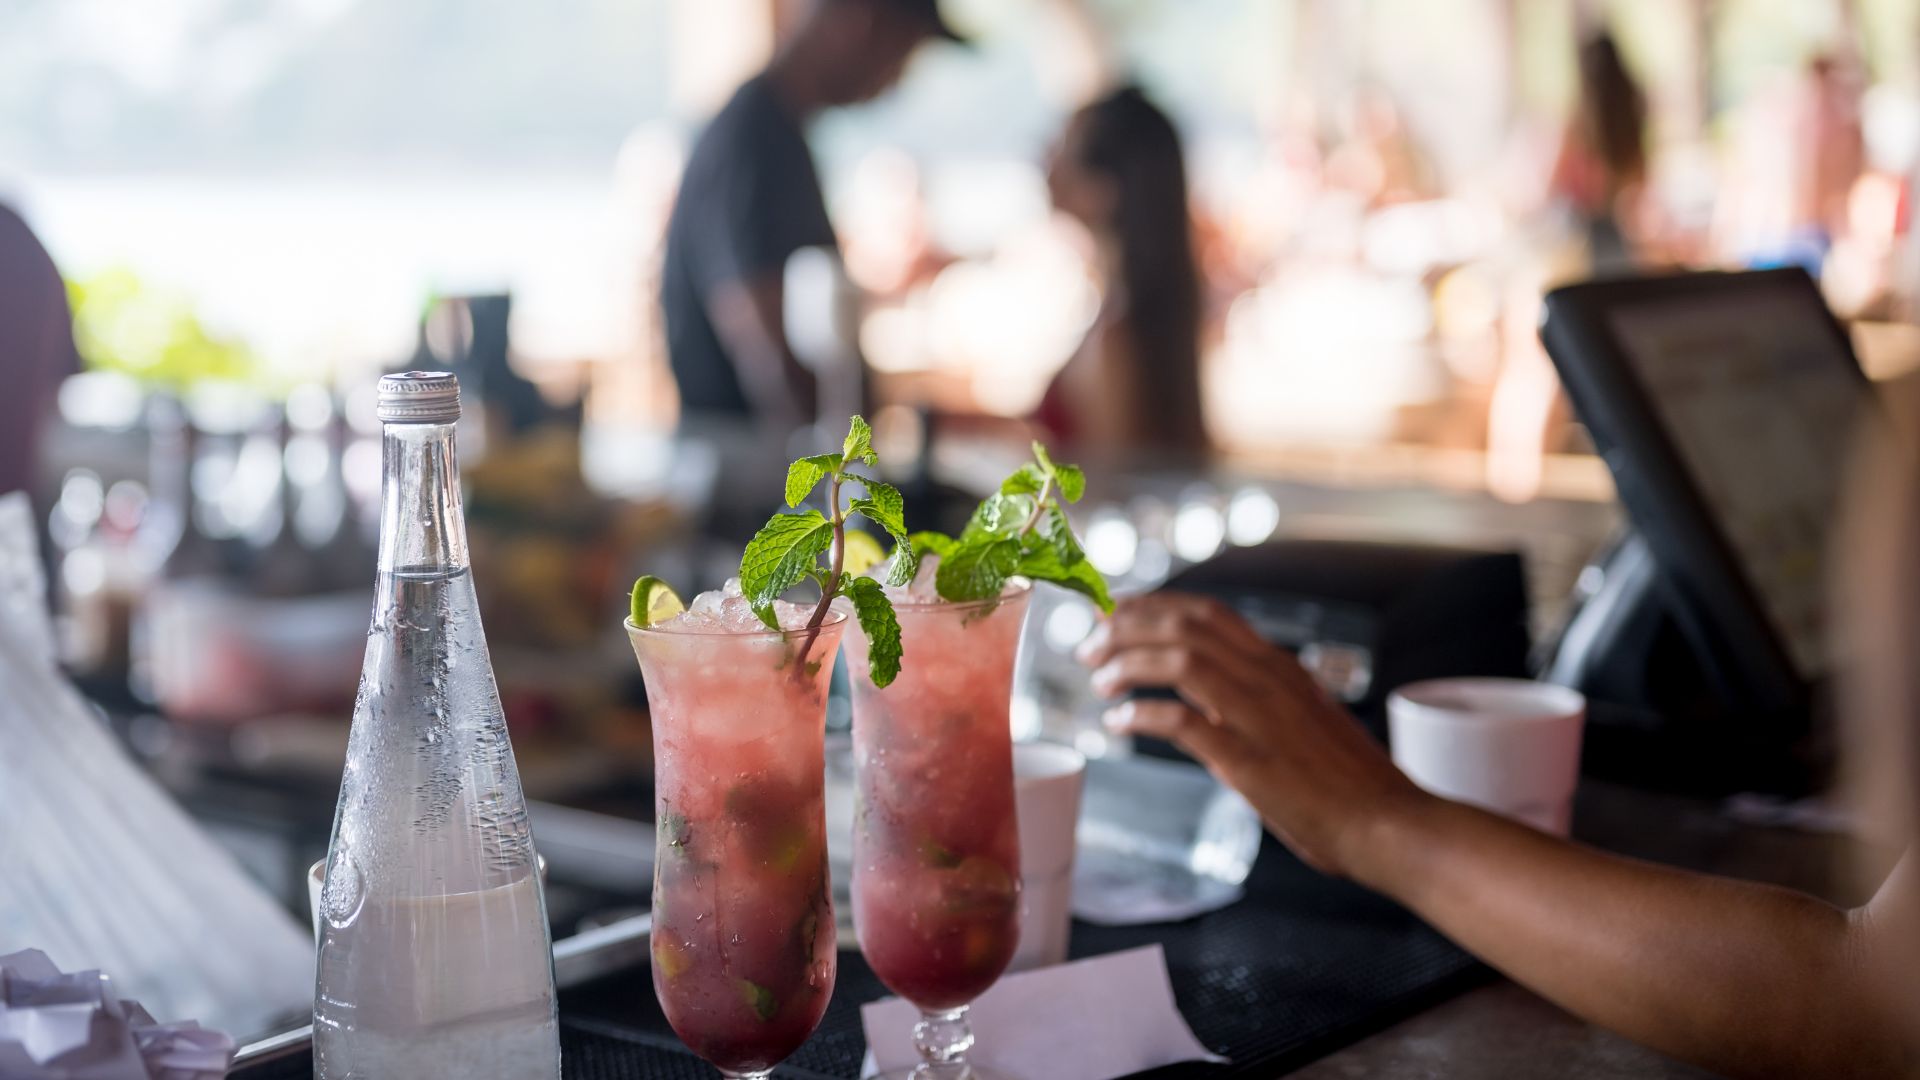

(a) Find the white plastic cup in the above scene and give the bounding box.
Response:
[1008,741,1087,972]
[308,860,325,939]
[1387,678,1587,836]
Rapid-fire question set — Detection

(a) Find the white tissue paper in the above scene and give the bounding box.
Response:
[0,949,234,1080]
[860,945,1225,1080]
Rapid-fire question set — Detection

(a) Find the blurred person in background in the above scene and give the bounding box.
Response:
[1547,32,1651,274]
[1037,86,1209,460]
[0,203,77,501]
[1720,52,1864,274]
[1081,382,1920,1080]
[1487,30,1651,502]
[1791,55,1866,259]
[659,0,962,438]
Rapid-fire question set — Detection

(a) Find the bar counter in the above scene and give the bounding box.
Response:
[232,779,1857,1078]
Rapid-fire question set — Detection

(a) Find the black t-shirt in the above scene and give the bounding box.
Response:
[660,75,837,418]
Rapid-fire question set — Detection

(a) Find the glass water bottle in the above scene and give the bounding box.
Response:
[313,372,561,1079]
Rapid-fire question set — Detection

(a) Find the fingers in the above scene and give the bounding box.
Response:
[1079,592,1335,718]
[1077,591,1270,667]
[1102,699,1250,767]
[1088,645,1265,730]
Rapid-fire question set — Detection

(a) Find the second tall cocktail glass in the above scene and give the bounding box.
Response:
[846,583,1032,1080]
[627,609,846,1079]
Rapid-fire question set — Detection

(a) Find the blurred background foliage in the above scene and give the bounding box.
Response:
[68,269,263,390]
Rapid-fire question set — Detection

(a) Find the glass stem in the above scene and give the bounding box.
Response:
[719,1071,772,1080]
[911,1006,976,1079]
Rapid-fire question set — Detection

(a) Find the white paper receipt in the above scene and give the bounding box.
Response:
[859,944,1226,1080]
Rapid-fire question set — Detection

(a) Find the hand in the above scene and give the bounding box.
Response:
[1077,592,1429,879]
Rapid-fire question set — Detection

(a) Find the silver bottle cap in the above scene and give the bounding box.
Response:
[376,371,461,424]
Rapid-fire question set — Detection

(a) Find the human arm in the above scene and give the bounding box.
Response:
[705,271,818,430]
[1079,592,1916,1079]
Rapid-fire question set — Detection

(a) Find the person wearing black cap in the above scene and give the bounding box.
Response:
[659,0,962,435]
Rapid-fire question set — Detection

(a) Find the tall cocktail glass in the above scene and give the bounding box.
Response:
[626,611,846,1079]
[845,584,1032,1080]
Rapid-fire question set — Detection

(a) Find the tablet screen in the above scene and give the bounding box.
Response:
[1606,283,1862,680]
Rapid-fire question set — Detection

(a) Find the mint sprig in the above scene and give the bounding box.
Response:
[922,442,1112,613]
[741,417,909,686]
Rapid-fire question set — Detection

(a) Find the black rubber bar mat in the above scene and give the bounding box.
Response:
[236,840,1486,1078]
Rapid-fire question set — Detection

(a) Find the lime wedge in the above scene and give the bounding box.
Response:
[842,530,888,576]
[630,575,685,628]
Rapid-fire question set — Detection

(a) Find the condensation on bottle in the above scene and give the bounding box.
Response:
[312,372,561,1080]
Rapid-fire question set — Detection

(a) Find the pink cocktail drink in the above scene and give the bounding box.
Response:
[845,584,1031,1012]
[627,601,844,1079]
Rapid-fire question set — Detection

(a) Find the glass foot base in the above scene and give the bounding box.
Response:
[869,1004,1021,1079]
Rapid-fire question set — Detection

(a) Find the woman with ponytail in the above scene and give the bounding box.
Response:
[1037,85,1209,461]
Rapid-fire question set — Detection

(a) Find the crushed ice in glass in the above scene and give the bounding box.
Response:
[652,577,816,633]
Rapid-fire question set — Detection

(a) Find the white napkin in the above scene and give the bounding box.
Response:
[0,950,235,1080]
[860,945,1225,1080]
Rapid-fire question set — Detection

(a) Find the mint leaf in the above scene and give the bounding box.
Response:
[784,453,843,508]
[917,836,964,868]
[1031,441,1055,473]
[843,415,877,467]
[962,492,1034,542]
[1054,463,1087,503]
[659,810,690,853]
[936,537,1019,601]
[882,547,918,587]
[1039,504,1084,566]
[1016,543,1113,613]
[741,511,834,629]
[848,477,914,586]
[910,531,955,559]
[738,978,779,1021]
[1000,464,1045,496]
[848,476,906,538]
[844,575,903,687]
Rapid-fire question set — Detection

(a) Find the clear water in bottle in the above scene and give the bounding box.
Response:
[313,372,560,1079]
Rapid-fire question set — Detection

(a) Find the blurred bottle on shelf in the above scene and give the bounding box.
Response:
[249,405,313,597]
[289,384,378,593]
[143,383,372,726]
[49,468,113,677]
[178,384,266,576]
[152,396,232,582]
[136,393,190,575]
